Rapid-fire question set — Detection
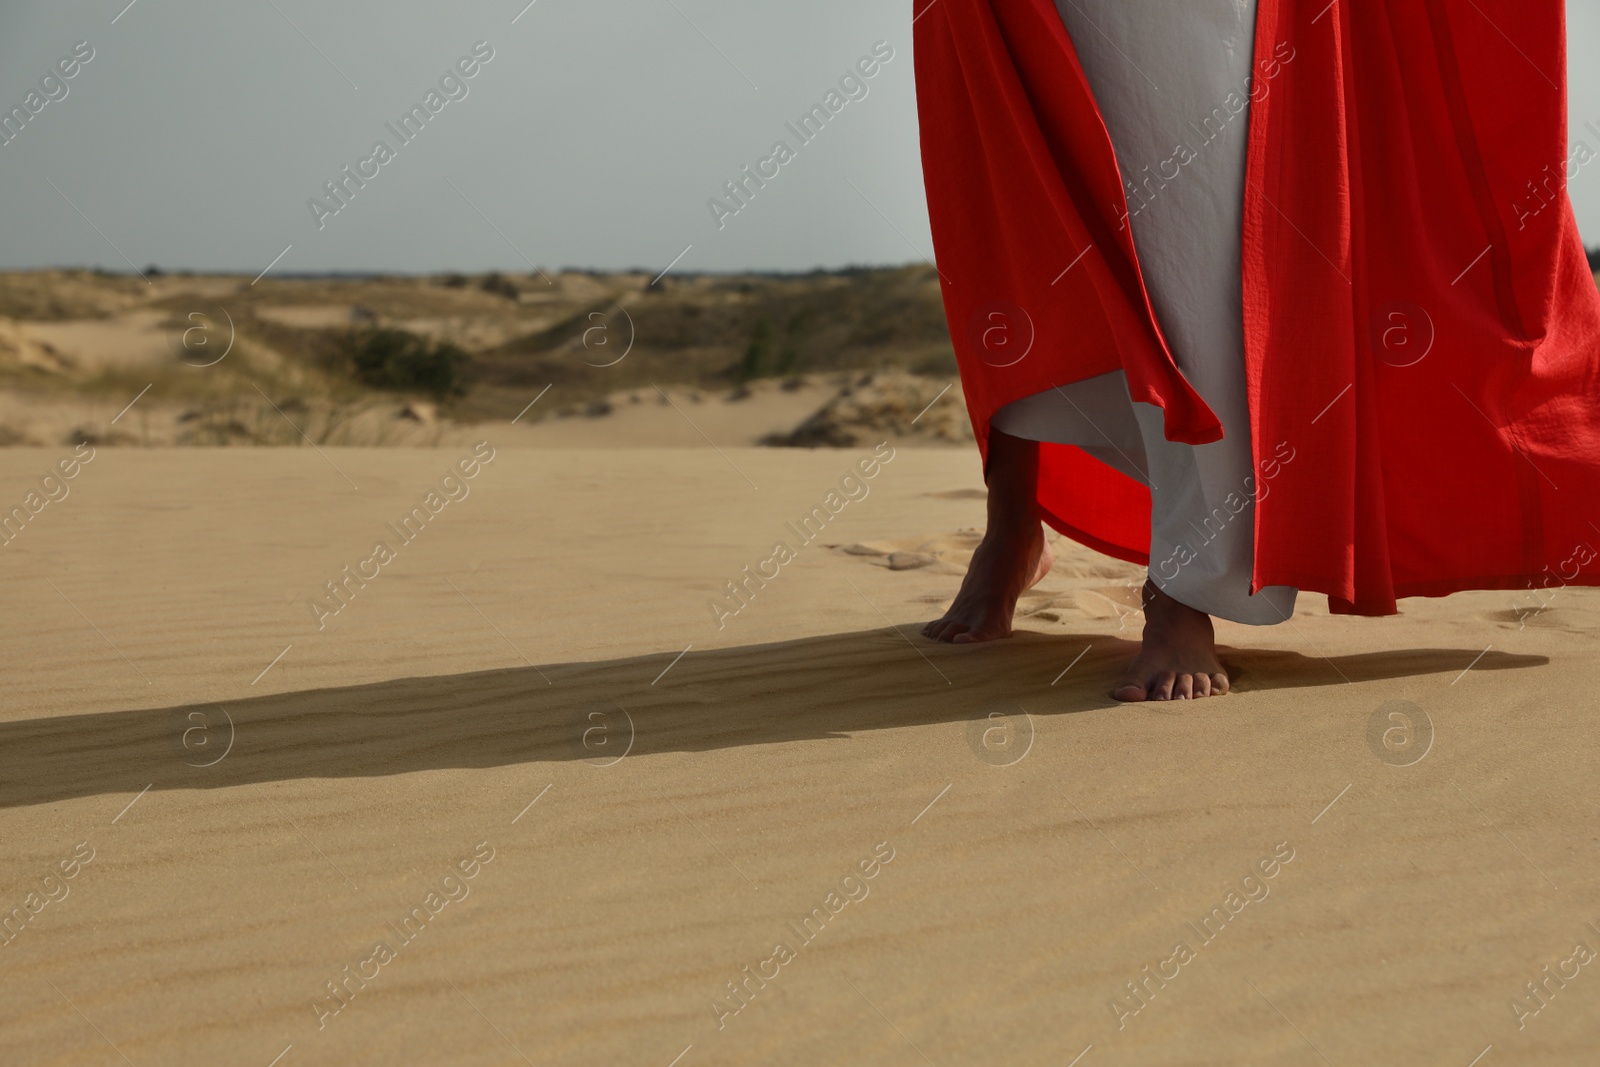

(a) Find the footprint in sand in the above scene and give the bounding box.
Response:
[1483,606,1586,632]
[834,539,968,575]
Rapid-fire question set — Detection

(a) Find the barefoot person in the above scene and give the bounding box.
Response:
[914,0,1600,699]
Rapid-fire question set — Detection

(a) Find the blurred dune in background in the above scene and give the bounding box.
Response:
[0,265,971,450]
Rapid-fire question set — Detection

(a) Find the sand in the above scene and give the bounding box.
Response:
[1,441,1596,1066]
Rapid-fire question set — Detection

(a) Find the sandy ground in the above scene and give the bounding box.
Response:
[1,443,1596,1066]
[20,312,173,370]
[0,377,873,449]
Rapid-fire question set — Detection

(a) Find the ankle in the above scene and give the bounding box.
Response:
[1142,582,1211,625]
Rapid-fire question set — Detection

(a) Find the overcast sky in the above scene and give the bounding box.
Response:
[2,1,1599,277]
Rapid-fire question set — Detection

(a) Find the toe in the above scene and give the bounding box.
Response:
[1210,672,1230,695]
[1149,670,1176,701]
[1193,673,1213,698]
[1111,680,1147,702]
[1174,674,1194,700]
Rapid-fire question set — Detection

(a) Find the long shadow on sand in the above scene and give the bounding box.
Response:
[0,628,1543,809]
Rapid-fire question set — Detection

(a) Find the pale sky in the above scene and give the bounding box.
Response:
[2,1,1598,276]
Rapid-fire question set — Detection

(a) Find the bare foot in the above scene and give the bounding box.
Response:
[924,425,1053,644]
[922,523,1053,643]
[1112,580,1230,701]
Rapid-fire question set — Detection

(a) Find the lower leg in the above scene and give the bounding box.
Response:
[923,427,1054,644]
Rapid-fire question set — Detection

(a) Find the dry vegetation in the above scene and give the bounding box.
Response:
[0,266,964,447]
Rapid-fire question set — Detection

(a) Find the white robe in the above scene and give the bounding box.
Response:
[991,0,1297,625]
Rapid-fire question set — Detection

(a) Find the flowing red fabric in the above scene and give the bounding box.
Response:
[915,0,1600,614]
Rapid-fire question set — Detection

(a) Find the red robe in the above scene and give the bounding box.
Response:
[915,0,1600,614]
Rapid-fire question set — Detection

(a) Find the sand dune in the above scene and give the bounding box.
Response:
[1,445,1596,1065]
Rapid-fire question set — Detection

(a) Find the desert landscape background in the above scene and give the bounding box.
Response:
[0,265,972,452]
[1,263,1598,1065]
